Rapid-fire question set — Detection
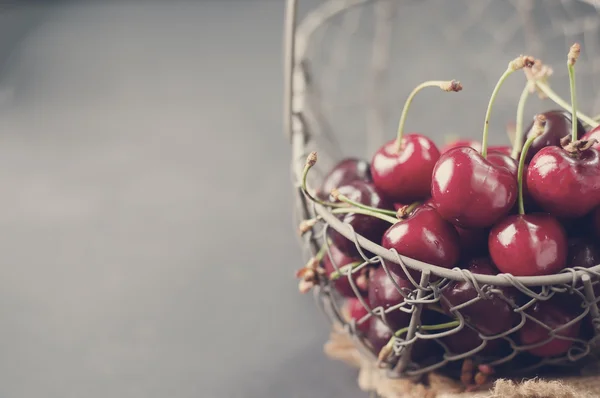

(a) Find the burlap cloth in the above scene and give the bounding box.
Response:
[324,324,600,398]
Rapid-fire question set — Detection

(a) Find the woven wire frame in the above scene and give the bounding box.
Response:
[286,0,600,381]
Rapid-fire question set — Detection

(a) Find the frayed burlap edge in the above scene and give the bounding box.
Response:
[324,324,600,398]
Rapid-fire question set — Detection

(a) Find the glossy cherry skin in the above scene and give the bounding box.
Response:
[582,126,600,150]
[441,139,482,154]
[368,266,412,330]
[441,258,519,336]
[381,205,460,279]
[347,297,372,334]
[322,244,366,298]
[489,146,512,156]
[431,147,517,229]
[567,236,600,268]
[489,214,567,277]
[519,298,581,357]
[521,110,585,163]
[371,135,440,203]
[367,317,394,354]
[328,180,392,257]
[318,158,371,199]
[527,146,600,219]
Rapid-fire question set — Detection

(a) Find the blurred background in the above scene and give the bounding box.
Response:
[1,1,599,397]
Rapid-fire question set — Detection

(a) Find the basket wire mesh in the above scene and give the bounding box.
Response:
[286,0,600,383]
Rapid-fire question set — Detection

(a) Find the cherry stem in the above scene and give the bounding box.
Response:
[329,261,363,280]
[533,81,599,128]
[568,43,580,144]
[331,207,398,224]
[394,320,460,337]
[511,82,532,159]
[300,152,346,208]
[481,56,534,158]
[395,80,462,152]
[331,188,398,218]
[396,201,421,219]
[315,240,329,262]
[518,114,546,215]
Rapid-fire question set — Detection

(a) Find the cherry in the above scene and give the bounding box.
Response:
[582,125,600,150]
[441,258,519,336]
[367,317,394,354]
[519,298,581,357]
[347,297,372,334]
[489,146,512,156]
[431,146,517,228]
[441,327,505,357]
[381,205,460,279]
[489,116,568,277]
[520,110,585,163]
[567,236,600,268]
[432,56,533,229]
[322,244,367,298]
[318,158,371,199]
[368,266,412,330]
[371,80,462,203]
[441,139,482,154]
[328,180,392,257]
[527,45,600,219]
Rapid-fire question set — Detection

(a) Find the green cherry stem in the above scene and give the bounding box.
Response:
[396,201,422,219]
[511,82,533,159]
[395,80,462,153]
[329,261,363,280]
[518,114,546,215]
[394,320,461,337]
[331,188,398,218]
[568,43,581,143]
[481,55,535,158]
[301,152,345,208]
[533,82,599,128]
[331,207,398,224]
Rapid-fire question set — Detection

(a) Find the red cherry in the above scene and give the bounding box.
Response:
[367,317,393,354]
[371,135,440,203]
[489,145,512,156]
[489,214,567,276]
[328,180,392,257]
[519,298,581,357]
[368,267,412,330]
[441,258,519,336]
[440,139,482,154]
[431,147,517,228]
[322,245,366,298]
[347,297,371,334]
[318,158,371,199]
[526,145,600,218]
[441,327,505,357]
[521,110,585,163]
[582,125,600,150]
[381,205,460,278]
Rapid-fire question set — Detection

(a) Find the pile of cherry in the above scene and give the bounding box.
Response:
[295,44,600,386]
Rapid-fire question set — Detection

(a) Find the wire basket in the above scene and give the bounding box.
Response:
[286,0,600,387]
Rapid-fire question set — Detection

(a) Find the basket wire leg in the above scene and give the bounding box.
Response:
[582,274,600,337]
[392,270,431,376]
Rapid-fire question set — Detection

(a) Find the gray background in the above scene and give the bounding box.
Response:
[0,1,598,398]
[0,2,361,398]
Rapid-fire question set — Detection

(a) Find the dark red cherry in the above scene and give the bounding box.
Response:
[381,205,460,279]
[455,226,489,259]
[368,267,412,330]
[328,180,392,257]
[441,327,505,357]
[489,214,567,276]
[431,147,517,229]
[322,245,367,298]
[318,158,371,199]
[527,145,600,219]
[567,236,600,268]
[582,126,600,150]
[371,135,441,203]
[521,110,585,163]
[440,139,482,154]
[367,317,394,354]
[347,297,372,334]
[441,258,519,336]
[519,298,581,357]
